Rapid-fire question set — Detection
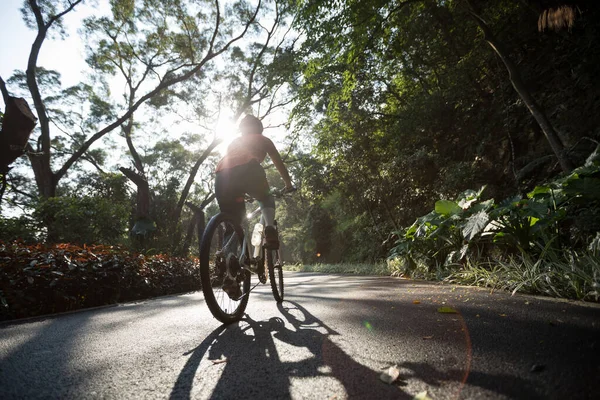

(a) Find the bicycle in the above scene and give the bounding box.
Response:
[199,189,292,324]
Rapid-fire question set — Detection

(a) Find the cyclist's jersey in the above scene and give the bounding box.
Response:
[216,133,275,172]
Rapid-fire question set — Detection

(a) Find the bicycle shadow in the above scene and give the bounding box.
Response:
[170,301,409,399]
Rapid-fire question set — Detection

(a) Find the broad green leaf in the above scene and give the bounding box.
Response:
[458,197,477,209]
[435,200,461,216]
[529,216,540,227]
[523,200,548,217]
[470,199,495,214]
[463,210,489,240]
[528,185,551,198]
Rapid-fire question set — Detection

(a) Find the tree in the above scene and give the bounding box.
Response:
[466,0,574,172]
[1,0,265,202]
[288,0,600,261]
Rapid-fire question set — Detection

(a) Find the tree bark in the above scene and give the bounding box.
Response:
[181,193,216,256]
[119,167,150,220]
[467,5,574,173]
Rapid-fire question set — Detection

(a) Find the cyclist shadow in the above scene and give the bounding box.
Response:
[170,301,409,399]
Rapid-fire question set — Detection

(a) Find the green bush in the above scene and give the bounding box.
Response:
[388,163,600,300]
[34,196,129,245]
[0,216,39,243]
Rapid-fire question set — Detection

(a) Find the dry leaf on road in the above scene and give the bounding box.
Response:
[413,390,433,400]
[380,365,401,384]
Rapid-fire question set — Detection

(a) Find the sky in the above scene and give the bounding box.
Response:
[0,0,95,91]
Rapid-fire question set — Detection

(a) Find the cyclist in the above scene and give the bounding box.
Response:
[215,114,294,250]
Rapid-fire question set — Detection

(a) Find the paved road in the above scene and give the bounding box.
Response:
[1,272,599,399]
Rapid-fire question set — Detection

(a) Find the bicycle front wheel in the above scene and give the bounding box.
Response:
[200,213,250,324]
[266,248,284,302]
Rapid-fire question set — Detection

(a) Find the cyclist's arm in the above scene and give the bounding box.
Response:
[264,137,293,189]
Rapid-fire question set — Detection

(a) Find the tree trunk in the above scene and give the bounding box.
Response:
[180,194,215,256]
[169,138,221,252]
[467,6,574,173]
[119,167,150,220]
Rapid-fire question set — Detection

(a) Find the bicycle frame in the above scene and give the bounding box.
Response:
[220,203,264,273]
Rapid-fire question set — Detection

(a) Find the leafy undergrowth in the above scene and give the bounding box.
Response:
[285,262,392,276]
[289,255,600,302]
[444,252,600,302]
[0,241,200,322]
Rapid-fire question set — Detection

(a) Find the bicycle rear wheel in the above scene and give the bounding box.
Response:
[266,248,284,302]
[200,213,250,324]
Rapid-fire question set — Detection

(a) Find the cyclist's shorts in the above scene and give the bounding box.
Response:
[215,159,274,224]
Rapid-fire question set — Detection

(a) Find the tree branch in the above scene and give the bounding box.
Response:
[54,0,263,182]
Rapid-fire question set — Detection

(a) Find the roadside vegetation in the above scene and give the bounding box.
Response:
[0,241,199,321]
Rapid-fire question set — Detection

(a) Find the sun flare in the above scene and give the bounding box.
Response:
[215,112,241,155]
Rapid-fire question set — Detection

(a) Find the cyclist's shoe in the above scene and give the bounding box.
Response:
[264,225,279,249]
[222,276,242,299]
[222,254,242,299]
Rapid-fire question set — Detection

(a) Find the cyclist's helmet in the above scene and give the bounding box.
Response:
[239,114,263,135]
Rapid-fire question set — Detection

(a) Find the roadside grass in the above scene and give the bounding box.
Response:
[284,262,392,276]
[445,250,600,302]
[286,249,600,302]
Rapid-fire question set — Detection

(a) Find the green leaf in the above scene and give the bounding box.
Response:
[463,210,489,240]
[435,200,461,216]
[438,306,458,314]
[528,185,551,198]
[529,216,540,227]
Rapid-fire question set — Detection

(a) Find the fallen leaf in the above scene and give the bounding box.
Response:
[437,306,458,314]
[422,335,434,340]
[211,357,228,365]
[413,391,433,400]
[499,314,507,317]
[380,365,400,384]
[413,300,421,304]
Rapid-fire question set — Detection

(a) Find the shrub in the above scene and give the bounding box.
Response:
[34,196,129,245]
[0,241,200,321]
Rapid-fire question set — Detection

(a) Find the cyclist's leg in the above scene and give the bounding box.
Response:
[215,168,246,227]
[215,168,246,270]
[242,161,279,249]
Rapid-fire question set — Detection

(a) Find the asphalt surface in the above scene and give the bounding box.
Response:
[0,272,599,399]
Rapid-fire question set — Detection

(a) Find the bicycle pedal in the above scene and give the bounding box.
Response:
[258,273,267,284]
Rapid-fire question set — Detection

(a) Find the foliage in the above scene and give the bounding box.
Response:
[445,248,600,302]
[288,0,600,267]
[284,262,392,276]
[387,163,600,300]
[0,216,39,243]
[391,164,600,261]
[34,196,129,245]
[0,241,200,321]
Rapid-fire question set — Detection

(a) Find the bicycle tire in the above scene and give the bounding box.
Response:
[200,212,250,324]
[266,248,284,302]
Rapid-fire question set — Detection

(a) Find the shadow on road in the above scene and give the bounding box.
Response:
[170,300,411,399]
